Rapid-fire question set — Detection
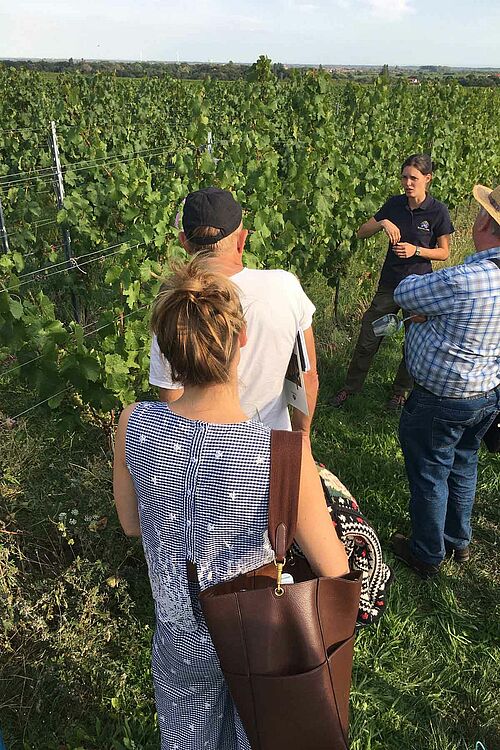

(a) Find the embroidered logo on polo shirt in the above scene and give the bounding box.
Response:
[417,220,430,231]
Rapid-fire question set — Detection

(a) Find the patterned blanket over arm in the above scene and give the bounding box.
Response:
[294,464,393,627]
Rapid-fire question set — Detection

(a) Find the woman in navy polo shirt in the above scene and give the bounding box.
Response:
[331,153,454,410]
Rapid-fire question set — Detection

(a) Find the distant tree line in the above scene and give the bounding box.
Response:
[0,58,289,80]
[0,58,497,86]
[456,73,500,87]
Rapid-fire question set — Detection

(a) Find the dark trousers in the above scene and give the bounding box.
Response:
[344,286,412,396]
[399,385,500,565]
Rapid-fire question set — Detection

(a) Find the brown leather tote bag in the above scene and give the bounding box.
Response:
[200,430,362,750]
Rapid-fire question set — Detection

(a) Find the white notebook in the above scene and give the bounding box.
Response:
[283,330,310,416]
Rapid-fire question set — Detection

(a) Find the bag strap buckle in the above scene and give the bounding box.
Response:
[274,555,287,597]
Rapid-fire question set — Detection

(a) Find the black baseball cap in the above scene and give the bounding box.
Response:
[182,187,242,245]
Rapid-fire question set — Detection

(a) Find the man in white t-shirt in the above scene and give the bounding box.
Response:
[149,187,318,431]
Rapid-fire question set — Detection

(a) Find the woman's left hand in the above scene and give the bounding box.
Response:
[393,242,417,258]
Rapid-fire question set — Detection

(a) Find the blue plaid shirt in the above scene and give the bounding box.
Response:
[394,247,500,397]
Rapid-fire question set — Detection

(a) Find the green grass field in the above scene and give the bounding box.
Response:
[1,207,499,750]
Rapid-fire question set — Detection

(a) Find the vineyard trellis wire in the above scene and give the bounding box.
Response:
[1,304,149,381]
[0,144,180,191]
[11,239,147,281]
[3,242,148,293]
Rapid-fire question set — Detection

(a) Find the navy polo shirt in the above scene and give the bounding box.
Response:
[374,194,454,289]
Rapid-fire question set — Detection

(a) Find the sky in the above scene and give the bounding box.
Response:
[1,0,499,68]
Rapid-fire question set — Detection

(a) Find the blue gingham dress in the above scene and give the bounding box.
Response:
[125,402,274,750]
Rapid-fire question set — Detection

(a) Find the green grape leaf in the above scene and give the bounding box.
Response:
[8,298,23,320]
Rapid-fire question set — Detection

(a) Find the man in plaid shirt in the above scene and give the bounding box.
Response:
[391,184,500,578]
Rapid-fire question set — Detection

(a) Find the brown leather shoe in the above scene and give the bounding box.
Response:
[329,389,350,408]
[391,533,440,579]
[386,393,406,410]
[445,543,470,563]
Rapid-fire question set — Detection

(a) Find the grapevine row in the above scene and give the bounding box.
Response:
[0,59,499,418]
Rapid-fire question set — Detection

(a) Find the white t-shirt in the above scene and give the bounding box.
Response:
[149,267,316,429]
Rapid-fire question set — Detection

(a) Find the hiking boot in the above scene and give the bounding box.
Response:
[391,533,440,579]
[329,389,351,408]
[445,543,470,563]
[386,393,406,411]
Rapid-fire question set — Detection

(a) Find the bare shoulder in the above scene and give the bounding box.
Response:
[117,402,140,431]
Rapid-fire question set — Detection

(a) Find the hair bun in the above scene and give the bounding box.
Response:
[181,273,205,294]
[150,256,246,388]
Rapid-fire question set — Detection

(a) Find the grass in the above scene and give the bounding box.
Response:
[1,205,499,750]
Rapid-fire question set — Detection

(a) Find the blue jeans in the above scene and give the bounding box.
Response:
[398,384,500,566]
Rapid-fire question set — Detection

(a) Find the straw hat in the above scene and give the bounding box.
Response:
[473,184,500,225]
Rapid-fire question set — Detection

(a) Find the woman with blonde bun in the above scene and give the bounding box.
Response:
[113,256,349,750]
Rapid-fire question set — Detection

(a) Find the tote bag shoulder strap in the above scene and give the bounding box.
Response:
[268,430,303,561]
[489,257,500,269]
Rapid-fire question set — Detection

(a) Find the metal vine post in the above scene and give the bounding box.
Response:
[48,120,80,322]
[0,196,10,254]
